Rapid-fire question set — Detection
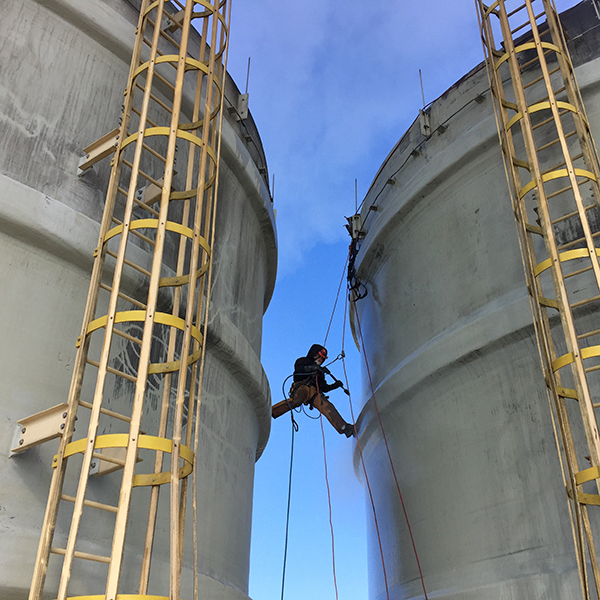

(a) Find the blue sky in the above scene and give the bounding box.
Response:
[225,2,581,599]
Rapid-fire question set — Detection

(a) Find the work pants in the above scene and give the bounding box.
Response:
[271,384,348,434]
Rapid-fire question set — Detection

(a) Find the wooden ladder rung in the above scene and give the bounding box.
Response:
[105,249,152,278]
[563,264,593,279]
[523,66,561,90]
[99,283,147,311]
[571,294,600,310]
[546,182,577,200]
[86,358,138,383]
[121,159,164,190]
[506,2,527,18]
[537,130,577,153]
[110,216,156,247]
[543,152,584,178]
[519,45,553,71]
[131,106,159,129]
[60,494,118,514]
[50,547,111,564]
[552,202,594,226]
[532,108,571,131]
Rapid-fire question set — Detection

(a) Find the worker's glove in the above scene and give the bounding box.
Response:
[332,380,344,389]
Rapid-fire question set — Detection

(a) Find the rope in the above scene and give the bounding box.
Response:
[280,412,298,600]
[353,307,429,600]
[321,254,393,599]
[341,294,390,600]
[324,253,349,347]
[317,374,340,600]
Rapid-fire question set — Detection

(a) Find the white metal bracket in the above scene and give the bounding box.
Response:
[163,9,185,32]
[419,109,431,138]
[136,180,164,208]
[10,403,69,457]
[78,128,120,175]
[237,93,249,120]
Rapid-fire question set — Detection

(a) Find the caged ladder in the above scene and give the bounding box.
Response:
[477,0,600,597]
[27,1,231,599]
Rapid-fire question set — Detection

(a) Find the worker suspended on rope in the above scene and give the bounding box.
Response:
[272,344,355,437]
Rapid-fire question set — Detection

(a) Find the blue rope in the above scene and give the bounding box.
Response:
[280,411,298,600]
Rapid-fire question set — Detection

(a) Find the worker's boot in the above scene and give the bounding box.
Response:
[342,423,356,438]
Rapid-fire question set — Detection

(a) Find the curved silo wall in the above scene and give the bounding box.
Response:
[0,1,276,599]
[353,3,600,599]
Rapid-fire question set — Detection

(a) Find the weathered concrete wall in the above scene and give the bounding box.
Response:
[353,3,600,598]
[0,1,276,599]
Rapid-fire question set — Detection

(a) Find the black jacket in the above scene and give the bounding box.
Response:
[293,345,338,392]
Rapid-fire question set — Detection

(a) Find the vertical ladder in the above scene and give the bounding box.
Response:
[28,1,230,599]
[477,1,600,597]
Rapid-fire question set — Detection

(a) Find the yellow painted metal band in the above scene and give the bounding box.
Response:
[159,262,209,288]
[506,111,523,131]
[86,310,202,346]
[495,41,560,70]
[582,345,600,361]
[155,54,209,76]
[170,188,197,200]
[132,54,210,84]
[133,461,192,487]
[153,312,203,346]
[54,434,193,468]
[142,1,161,18]
[120,128,213,161]
[520,167,598,198]
[105,218,193,243]
[552,352,574,372]
[194,0,217,11]
[552,345,600,372]
[192,0,229,29]
[539,296,558,309]
[576,465,600,485]
[578,491,600,506]
[148,346,202,375]
[512,157,530,171]
[556,386,578,399]
[121,127,169,149]
[505,102,577,131]
[87,310,143,336]
[534,248,592,277]
[502,99,518,111]
[60,595,178,600]
[483,0,500,18]
[103,219,210,257]
[84,311,203,375]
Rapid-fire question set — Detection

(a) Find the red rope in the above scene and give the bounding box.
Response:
[354,308,429,600]
[323,253,349,347]
[341,296,390,600]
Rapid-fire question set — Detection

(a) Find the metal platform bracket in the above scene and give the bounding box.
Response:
[10,403,68,456]
[78,128,120,175]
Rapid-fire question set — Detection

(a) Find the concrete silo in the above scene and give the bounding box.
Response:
[352,1,600,598]
[0,1,275,600]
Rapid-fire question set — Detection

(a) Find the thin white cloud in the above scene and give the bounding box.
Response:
[228,0,580,277]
